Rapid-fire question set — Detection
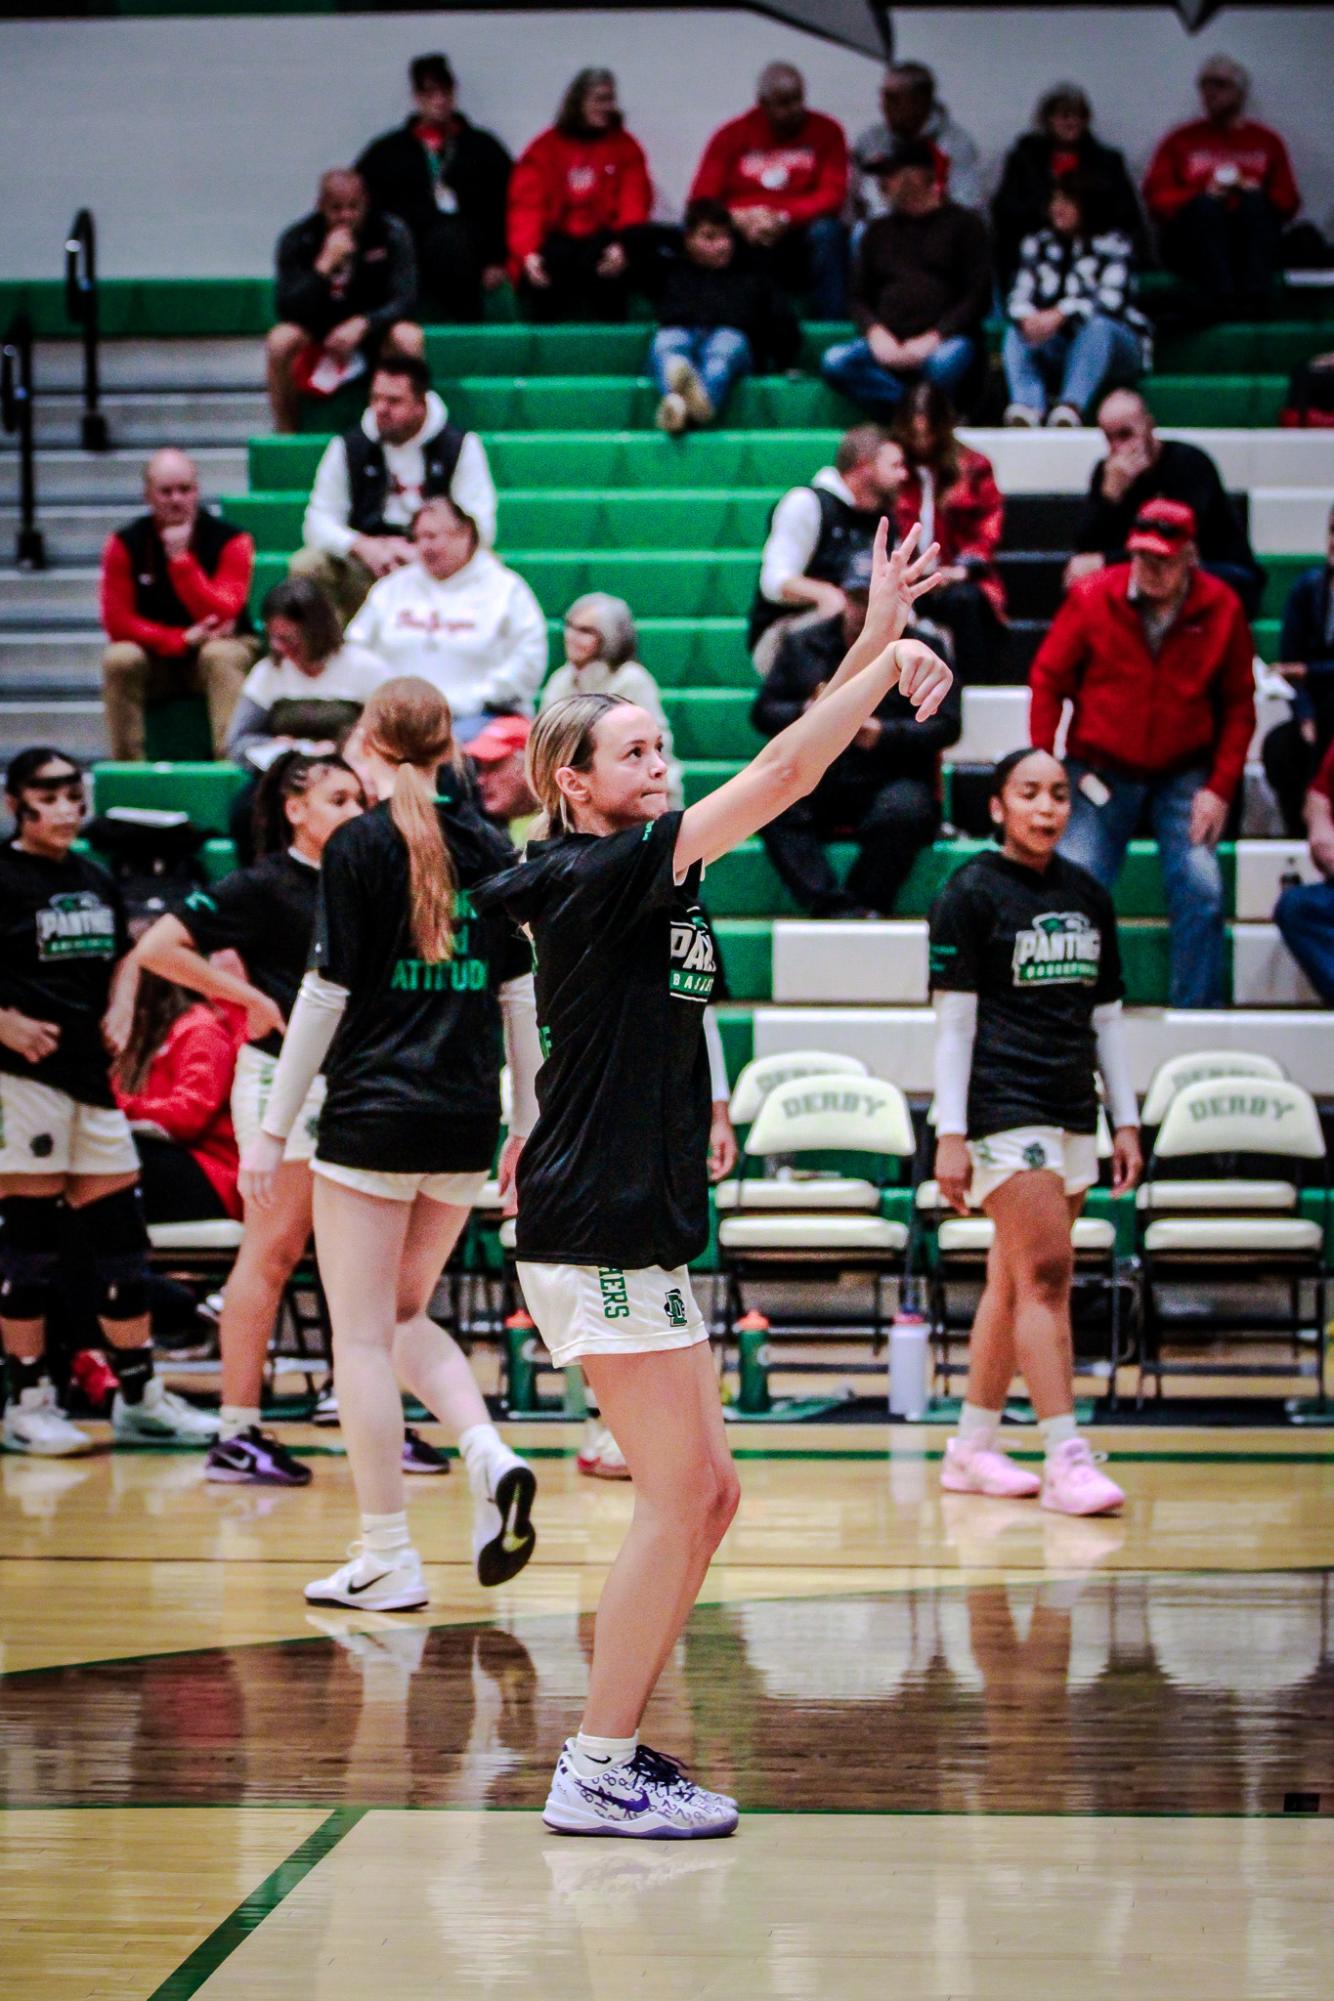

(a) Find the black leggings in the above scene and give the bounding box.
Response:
[135,1136,229,1223]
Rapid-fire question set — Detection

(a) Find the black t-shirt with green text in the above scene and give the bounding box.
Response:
[311,795,529,1172]
[928,849,1122,1138]
[473,811,717,1270]
[176,850,320,1058]
[0,842,128,1108]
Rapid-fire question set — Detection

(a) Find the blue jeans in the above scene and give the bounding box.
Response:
[820,332,977,418]
[1001,313,1142,417]
[649,326,752,417]
[1060,761,1226,1009]
[1274,880,1334,1004]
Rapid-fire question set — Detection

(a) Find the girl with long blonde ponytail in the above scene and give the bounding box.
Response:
[239,674,544,1610]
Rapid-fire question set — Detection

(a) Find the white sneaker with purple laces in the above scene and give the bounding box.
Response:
[543,1742,738,1839]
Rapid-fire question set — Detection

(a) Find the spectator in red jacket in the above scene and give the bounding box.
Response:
[114,972,246,1223]
[507,68,655,320]
[894,382,1007,685]
[100,451,259,764]
[1143,55,1300,317]
[689,62,849,316]
[1029,499,1255,1007]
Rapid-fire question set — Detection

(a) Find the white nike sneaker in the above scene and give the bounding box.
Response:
[3,1381,94,1457]
[470,1445,537,1587]
[304,1541,429,1611]
[111,1377,223,1445]
[543,1742,739,1839]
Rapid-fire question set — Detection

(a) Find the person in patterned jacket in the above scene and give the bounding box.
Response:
[1002,178,1151,428]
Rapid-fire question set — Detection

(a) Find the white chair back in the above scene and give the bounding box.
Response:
[743,1071,915,1162]
[729,1049,868,1123]
[1141,1049,1286,1125]
[1152,1076,1325,1165]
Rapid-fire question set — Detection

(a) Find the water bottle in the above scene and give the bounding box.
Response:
[888,1307,930,1420]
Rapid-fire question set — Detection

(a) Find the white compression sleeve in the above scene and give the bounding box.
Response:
[258,972,347,1141]
[1093,1000,1138,1130]
[500,974,542,1139]
[932,990,978,1137]
[702,1006,729,1103]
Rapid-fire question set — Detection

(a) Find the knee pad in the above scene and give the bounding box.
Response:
[0,1195,64,1321]
[77,1185,151,1323]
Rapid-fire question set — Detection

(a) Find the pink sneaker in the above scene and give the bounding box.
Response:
[940,1436,1041,1499]
[1040,1439,1125,1517]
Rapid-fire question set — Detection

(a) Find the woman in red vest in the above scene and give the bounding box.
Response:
[508,68,654,321]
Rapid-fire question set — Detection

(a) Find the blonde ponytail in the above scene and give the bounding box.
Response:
[360,676,458,963]
[526,693,630,839]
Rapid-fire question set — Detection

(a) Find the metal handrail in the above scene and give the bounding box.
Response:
[65,208,109,451]
[1,312,46,569]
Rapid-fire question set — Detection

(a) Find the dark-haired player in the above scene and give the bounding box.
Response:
[929,746,1139,1516]
[0,748,219,1454]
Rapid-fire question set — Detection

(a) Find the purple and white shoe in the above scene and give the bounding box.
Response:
[205,1426,312,1487]
[543,1742,738,1839]
[402,1427,450,1475]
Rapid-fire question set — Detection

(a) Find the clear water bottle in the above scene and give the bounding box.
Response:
[888,1307,930,1420]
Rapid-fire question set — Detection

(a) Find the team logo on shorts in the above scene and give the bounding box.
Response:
[669,909,717,1003]
[1022,1141,1048,1169]
[1011,911,1101,986]
[664,1288,688,1329]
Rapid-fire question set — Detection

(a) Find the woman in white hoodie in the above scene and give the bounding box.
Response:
[348,496,548,741]
[541,594,683,808]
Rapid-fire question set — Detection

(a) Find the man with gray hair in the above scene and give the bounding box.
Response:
[1143,55,1299,315]
[853,60,983,220]
[99,450,258,761]
[688,62,849,315]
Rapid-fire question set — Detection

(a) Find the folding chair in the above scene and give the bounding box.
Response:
[1140,1049,1286,1126]
[147,1219,329,1397]
[1137,1075,1329,1409]
[718,1070,917,1370]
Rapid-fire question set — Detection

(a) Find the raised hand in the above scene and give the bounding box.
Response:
[862,520,943,658]
[892,637,954,724]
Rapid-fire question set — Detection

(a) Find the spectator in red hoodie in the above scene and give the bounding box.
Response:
[114,972,246,1223]
[689,62,849,316]
[1029,499,1255,1008]
[507,68,654,321]
[1143,55,1300,317]
[100,451,259,764]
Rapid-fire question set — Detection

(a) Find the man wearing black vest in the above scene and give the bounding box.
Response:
[293,355,498,625]
[100,450,258,761]
[749,424,907,675]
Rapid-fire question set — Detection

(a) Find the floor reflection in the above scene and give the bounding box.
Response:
[3,1571,1329,1815]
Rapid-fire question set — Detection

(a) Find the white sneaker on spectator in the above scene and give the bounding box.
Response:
[112,1377,222,1445]
[655,392,688,435]
[3,1382,94,1457]
[1004,403,1041,427]
[666,355,715,424]
[1047,403,1082,427]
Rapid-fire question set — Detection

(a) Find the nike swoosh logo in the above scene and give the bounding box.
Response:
[345,1571,393,1595]
[578,1780,650,1812]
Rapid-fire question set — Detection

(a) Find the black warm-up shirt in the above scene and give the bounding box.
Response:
[176,850,320,1058]
[474,811,717,1270]
[311,796,529,1173]
[0,843,129,1108]
[928,850,1122,1138]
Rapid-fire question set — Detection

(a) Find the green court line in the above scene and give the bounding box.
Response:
[144,1806,364,2001]
[0,1801,1323,1823]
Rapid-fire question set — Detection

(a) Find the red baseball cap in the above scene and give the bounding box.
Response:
[1126,498,1197,557]
[467,714,532,764]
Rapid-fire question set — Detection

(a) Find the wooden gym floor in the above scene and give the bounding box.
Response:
[2,1418,1332,1999]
